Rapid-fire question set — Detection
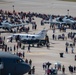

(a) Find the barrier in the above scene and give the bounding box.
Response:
[59,53,64,58]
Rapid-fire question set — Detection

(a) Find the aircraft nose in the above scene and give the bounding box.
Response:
[22,63,31,74]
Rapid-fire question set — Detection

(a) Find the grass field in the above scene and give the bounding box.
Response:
[61,0,76,2]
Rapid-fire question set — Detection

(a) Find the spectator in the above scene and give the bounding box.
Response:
[32,66,35,75]
[29,59,32,67]
[28,44,30,52]
[62,65,65,74]
[71,46,74,53]
[25,59,28,64]
[5,46,7,52]
[7,47,9,51]
[14,45,16,52]
[65,41,69,47]
[43,63,46,70]
[47,69,50,75]
[22,51,25,59]
[10,47,12,52]
[68,65,73,73]
[74,66,76,72]
[65,46,68,53]
[75,55,76,61]
[52,34,55,40]
[28,69,31,75]
[35,23,37,30]
[16,44,18,52]
[18,52,22,57]
[10,37,13,42]
[4,36,5,40]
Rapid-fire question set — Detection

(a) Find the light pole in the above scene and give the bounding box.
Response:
[50,15,52,26]
[12,5,14,12]
[67,9,69,16]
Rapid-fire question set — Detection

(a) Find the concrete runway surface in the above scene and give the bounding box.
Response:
[0,0,76,16]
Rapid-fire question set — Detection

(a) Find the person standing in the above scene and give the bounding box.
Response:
[7,47,9,52]
[43,63,46,70]
[4,36,5,41]
[25,59,28,64]
[10,37,13,42]
[75,55,76,61]
[52,34,55,40]
[23,51,25,59]
[71,46,74,53]
[32,66,35,75]
[52,25,55,33]
[66,46,68,53]
[62,65,65,74]
[10,46,12,52]
[16,44,18,52]
[74,66,76,72]
[29,59,32,67]
[14,45,16,52]
[47,68,50,75]
[28,44,30,52]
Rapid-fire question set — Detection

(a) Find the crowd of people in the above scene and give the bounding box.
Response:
[0,9,76,75]
[42,62,76,75]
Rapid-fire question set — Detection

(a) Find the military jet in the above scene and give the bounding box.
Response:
[0,20,28,31]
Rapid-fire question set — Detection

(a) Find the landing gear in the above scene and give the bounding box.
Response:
[37,40,46,47]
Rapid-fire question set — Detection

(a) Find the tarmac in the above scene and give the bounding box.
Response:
[0,0,76,75]
[0,0,76,16]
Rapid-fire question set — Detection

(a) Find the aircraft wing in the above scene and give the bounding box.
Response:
[0,22,29,28]
[43,20,66,25]
[10,22,29,28]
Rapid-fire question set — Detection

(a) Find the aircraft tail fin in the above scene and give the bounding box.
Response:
[36,29,48,37]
